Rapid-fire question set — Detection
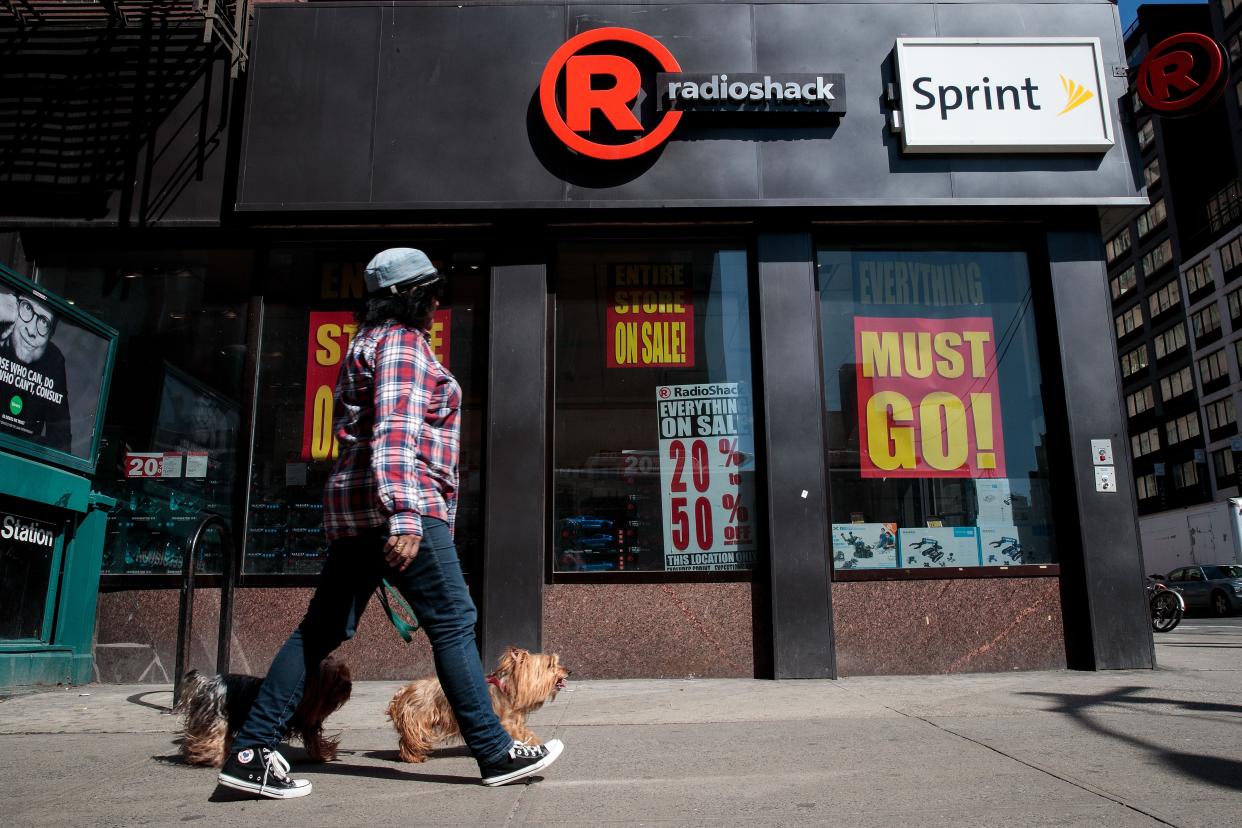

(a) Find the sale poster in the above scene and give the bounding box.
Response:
[607,264,695,368]
[656,383,755,571]
[854,317,1006,478]
[898,527,982,568]
[302,310,451,460]
[831,523,898,570]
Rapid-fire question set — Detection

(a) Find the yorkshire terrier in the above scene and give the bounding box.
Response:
[176,657,353,768]
[386,647,569,763]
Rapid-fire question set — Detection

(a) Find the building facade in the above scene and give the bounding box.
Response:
[1,0,1156,684]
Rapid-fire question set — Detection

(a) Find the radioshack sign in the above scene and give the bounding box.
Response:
[539,27,846,161]
[894,38,1114,153]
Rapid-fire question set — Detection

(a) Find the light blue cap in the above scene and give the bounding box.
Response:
[363,248,441,294]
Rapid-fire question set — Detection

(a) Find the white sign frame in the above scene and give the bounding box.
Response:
[894,37,1115,154]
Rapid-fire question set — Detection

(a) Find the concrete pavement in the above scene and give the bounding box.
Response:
[3,618,1242,826]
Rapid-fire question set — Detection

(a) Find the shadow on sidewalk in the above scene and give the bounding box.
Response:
[1022,686,1242,791]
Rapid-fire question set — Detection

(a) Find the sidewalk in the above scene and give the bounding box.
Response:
[4,620,1242,827]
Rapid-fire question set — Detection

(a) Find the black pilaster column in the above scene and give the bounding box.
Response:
[756,232,836,679]
[1047,230,1154,670]
[480,262,548,667]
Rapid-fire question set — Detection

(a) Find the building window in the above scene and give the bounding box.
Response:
[1110,266,1137,301]
[1186,258,1215,296]
[1137,119,1155,150]
[554,240,757,574]
[1166,412,1202,445]
[1160,366,1194,401]
[1131,427,1160,458]
[1229,287,1242,323]
[1141,239,1174,277]
[1136,472,1158,499]
[1122,342,1151,376]
[817,246,1059,570]
[1153,323,1187,360]
[1172,459,1199,489]
[1198,349,1230,384]
[1207,180,1242,233]
[1235,338,1242,370]
[1138,199,1167,237]
[1207,397,1238,431]
[1221,237,1242,275]
[1192,304,1222,339]
[1213,447,1236,480]
[1148,279,1180,318]
[1106,227,1132,263]
[1143,159,1162,188]
[1127,385,1155,417]
[1229,30,1242,62]
[1115,304,1144,338]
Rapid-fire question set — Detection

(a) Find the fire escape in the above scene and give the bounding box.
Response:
[1,0,252,76]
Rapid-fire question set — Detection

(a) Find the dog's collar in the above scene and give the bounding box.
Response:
[486,674,505,691]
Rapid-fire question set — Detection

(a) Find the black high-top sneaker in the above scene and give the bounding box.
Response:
[480,739,564,786]
[217,747,312,799]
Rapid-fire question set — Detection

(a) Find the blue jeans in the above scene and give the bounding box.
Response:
[231,518,513,768]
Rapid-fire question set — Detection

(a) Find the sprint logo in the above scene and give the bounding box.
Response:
[1057,75,1094,115]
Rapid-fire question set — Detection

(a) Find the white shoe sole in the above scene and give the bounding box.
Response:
[218,772,313,799]
[481,739,564,786]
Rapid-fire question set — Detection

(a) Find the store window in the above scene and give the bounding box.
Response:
[553,241,757,574]
[816,246,1057,571]
[37,251,251,575]
[248,246,488,579]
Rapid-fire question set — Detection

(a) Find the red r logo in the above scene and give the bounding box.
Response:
[539,27,683,160]
[1138,32,1225,114]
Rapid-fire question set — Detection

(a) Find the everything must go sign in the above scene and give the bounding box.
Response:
[893,38,1115,153]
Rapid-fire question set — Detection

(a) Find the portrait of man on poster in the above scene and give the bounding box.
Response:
[0,286,71,452]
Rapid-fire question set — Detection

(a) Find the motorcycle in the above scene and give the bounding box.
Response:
[1147,576,1185,633]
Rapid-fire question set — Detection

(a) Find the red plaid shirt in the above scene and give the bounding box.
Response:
[323,322,460,541]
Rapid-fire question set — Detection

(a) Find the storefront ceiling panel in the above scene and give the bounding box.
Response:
[237,1,1145,212]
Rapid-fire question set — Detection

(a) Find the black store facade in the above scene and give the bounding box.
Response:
[3,1,1157,682]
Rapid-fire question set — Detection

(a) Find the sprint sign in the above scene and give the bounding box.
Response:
[854,317,1005,478]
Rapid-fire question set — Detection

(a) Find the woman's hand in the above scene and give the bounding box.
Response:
[384,533,421,571]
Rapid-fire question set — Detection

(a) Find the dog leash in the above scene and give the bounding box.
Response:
[376,579,420,642]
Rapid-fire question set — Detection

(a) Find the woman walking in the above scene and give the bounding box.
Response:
[217,248,563,799]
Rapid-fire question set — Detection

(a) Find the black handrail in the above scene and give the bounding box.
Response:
[172,515,235,707]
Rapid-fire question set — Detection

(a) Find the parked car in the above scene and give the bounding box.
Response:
[1161,564,1242,616]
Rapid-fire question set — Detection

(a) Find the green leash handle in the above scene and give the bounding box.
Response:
[377,579,420,642]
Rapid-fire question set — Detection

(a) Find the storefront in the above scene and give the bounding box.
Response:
[4,1,1157,682]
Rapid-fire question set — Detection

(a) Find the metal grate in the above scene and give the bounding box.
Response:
[1,0,252,76]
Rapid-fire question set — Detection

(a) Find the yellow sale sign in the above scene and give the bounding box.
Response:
[854,316,1005,478]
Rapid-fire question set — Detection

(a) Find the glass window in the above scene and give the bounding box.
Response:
[553,241,756,574]
[1126,386,1154,417]
[1106,227,1132,263]
[1235,338,1242,369]
[1207,396,1237,431]
[1110,266,1137,301]
[1207,180,1242,233]
[1222,237,1242,274]
[1147,279,1180,318]
[1153,324,1186,360]
[247,246,489,578]
[1198,349,1230,384]
[816,246,1057,570]
[1115,304,1144,338]
[1160,365,1194,401]
[1141,240,1174,278]
[1165,412,1201,445]
[1228,287,1242,321]
[1138,199,1167,237]
[1186,259,1215,296]
[1229,31,1242,62]
[1213,447,1235,479]
[1192,303,1222,339]
[1131,427,1160,457]
[1172,459,1199,489]
[1136,472,1158,500]
[36,251,252,575]
[1137,120,1155,150]
[1122,343,1150,377]
[1144,159,1161,188]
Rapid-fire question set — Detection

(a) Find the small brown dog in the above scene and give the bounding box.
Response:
[177,657,352,767]
[386,647,569,763]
